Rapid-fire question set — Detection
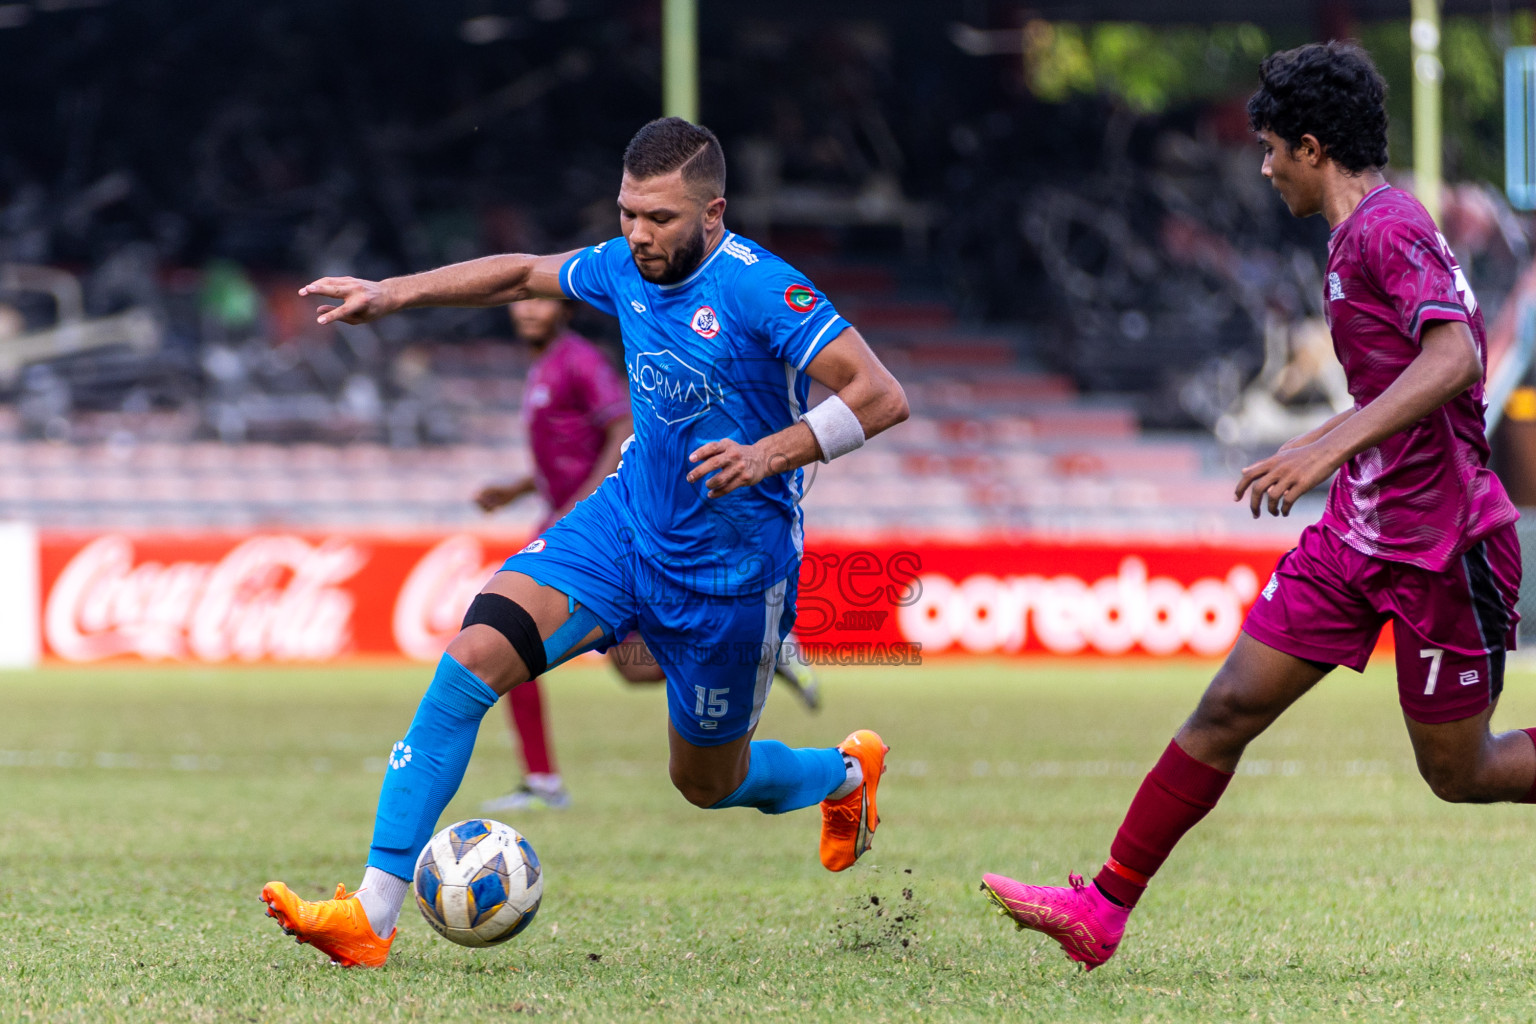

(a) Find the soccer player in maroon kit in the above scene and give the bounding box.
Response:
[982,42,1530,970]
[477,298,822,812]
[473,297,655,811]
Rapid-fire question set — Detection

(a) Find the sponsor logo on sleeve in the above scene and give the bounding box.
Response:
[784,284,817,313]
[1328,272,1345,301]
[690,305,720,339]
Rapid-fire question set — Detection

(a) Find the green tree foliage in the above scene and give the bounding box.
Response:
[1024,15,1531,186]
[1357,14,1530,185]
[1024,21,1271,113]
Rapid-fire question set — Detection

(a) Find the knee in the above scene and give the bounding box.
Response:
[1189,673,1257,736]
[1180,674,1274,766]
[668,764,738,808]
[445,628,526,691]
[669,773,727,808]
[1419,762,1486,804]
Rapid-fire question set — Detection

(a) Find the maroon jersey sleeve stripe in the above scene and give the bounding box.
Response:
[1407,299,1471,340]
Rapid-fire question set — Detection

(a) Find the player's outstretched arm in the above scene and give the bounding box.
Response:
[299,250,582,326]
[687,327,908,498]
[1235,319,1482,517]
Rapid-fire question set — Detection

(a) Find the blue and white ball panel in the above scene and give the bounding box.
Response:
[413,818,543,948]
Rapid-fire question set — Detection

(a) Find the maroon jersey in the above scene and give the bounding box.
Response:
[522,330,630,517]
[1320,184,1517,571]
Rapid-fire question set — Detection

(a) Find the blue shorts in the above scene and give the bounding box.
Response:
[501,481,798,747]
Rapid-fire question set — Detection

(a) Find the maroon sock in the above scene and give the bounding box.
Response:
[1093,740,1233,908]
[507,679,555,776]
[1520,729,1536,804]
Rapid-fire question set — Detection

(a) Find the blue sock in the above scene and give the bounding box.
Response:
[367,654,499,879]
[710,741,846,815]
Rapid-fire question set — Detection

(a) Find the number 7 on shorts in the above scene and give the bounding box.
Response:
[1420,647,1444,695]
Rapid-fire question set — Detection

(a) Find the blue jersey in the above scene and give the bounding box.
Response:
[559,231,849,596]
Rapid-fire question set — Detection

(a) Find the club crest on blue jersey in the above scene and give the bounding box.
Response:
[690,305,720,338]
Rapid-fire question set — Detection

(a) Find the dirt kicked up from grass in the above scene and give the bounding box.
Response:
[3,659,1536,1022]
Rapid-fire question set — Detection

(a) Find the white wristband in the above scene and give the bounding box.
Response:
[802,395,866,463]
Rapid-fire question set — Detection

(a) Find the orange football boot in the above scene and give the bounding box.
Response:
[819,729,888,871]
[260,881,395,968]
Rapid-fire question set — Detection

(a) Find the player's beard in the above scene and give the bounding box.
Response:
[638,224,708,285]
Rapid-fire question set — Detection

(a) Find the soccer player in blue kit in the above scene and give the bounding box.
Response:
[260,118,910,967]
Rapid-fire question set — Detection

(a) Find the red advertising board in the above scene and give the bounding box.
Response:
[35,530,1312,664]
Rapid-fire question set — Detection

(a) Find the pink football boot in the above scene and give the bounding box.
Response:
[980,872,1129,971]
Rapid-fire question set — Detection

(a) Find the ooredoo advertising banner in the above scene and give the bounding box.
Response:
[29,531,1299,665]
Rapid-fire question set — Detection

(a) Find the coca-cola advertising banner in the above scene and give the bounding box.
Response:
[19,530,1315,666]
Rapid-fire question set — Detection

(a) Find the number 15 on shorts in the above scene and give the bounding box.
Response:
[695,686,729,718]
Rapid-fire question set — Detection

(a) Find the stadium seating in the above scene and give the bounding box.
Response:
[0,272,1317,539]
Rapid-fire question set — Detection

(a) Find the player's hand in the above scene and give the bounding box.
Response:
[299,277,397,326]
[686,439,775,498]
[474,480,533,512]
[1234,443,1338,518]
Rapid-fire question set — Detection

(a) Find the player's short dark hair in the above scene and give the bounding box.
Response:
[1247,42,1389,174]
[622,117,726,200]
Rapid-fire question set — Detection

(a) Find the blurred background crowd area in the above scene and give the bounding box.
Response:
[0,0,1532,535]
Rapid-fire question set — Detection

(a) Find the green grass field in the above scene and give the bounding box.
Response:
[4,659,1536,1022]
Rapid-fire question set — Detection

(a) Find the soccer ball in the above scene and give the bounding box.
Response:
[413,818,543,947]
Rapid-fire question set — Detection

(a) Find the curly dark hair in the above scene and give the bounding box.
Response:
[1246,42,1388,174]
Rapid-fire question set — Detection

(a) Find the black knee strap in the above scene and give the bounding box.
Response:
[462,593,547,678]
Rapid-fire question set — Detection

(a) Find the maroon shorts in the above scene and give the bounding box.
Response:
[1242,522,1521,724]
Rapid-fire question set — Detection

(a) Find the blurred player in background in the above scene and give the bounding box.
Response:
[983,42,1529,971]
[478,297,822,814]
[262,117,906,968]
[475,296,657,812]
